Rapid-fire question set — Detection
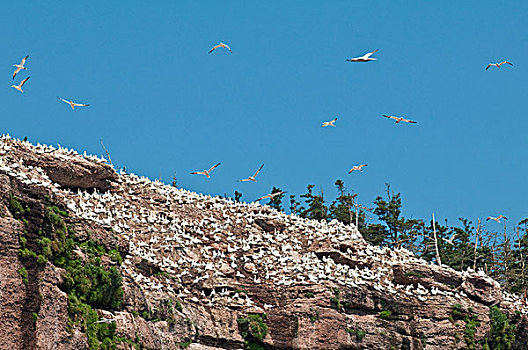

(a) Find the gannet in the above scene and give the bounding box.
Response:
[486,61,513,70]
[322,117,338,127]
[12,55,29,80]
[256,191,285,201]
[347,49,378,62]
[57,97,90,110]
[383,115,417,124]
[241,164,264,182]
[348,164,367,173]
[190,162,221,178]
[486,215,507,223]
[208,42,232,54]
[11,76,30,93]
[444,233,457,245]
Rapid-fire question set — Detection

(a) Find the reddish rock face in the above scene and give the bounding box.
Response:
[1,136,528,350]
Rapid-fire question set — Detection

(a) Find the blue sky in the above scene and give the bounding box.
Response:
[1,1,527,229]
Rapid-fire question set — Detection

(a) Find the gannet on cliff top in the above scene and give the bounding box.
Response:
[322,117,338,127]
[486,215,507,223]
[348,164,367,173]
[57,97,90,110]
[190,162,221,178]
[12,55,29,80]
[486,61,513,70]
[208,42,232,54]
[11,76,30,93]
[347,49,378,62]
[383,115,417,124]
[241,164,264,182]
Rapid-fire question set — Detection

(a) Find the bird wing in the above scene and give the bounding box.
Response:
[485,64,492,70]
[498,215,508,220]
[223,43,232,52]
[256,195,269,201]
[208,44,221,54]
[253,164,264,178]
[57,96,69,104]
[348,168,355,174]
[12,67,21,79]
[383,115,396,120]
[21,55,29,65]
[404,119,417,124]
[332,117,338,123]
[208,162,221,172]
[73,102,90,107]
[361,164,368,168]
[190,171,204,175]
[20,76,30,87]
[503,61,513,66]
[486,216,493,221]
[365,49,379,58]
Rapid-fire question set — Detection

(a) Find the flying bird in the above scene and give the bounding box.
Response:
[256,191,285,202]
[322,117,338,127]
[486,215,507,223]
[383,115,417,124]
[190,162,221,178]
[11,76,30,93]
[347,49,378,62]
[57,97,90,110]
[241,164,264,182]
[485,61,513,70]
[444,233,457,245]
[12,55,29,80]
[348,164,367,173]
[208,42,232,54]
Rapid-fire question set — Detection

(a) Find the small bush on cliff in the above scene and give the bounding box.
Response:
[379,310,392,320]
[238,313,268,349]
[18,267,28,284]
[346,328,366,342]
[483,306,515,350]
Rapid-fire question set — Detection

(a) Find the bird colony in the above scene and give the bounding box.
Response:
[1,134,527,317]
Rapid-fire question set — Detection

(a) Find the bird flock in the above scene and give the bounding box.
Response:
[8,44,513,218]
[1,135,527,317]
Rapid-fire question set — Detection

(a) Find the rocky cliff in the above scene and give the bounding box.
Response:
[1,135,527,350]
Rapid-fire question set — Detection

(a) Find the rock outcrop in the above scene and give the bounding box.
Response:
[0,135,527,350]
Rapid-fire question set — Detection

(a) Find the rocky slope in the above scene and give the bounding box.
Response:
[0,134,527,350]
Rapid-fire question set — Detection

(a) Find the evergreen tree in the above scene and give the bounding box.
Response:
[267,187,285,212]
[300,184,328,221]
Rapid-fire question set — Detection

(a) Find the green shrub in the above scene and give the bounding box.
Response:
[18,267,28,284]
[238,313,268,345]
[108,249,123,265]
[19,248,37,259]
[32,312,38,324]
[9,196,26,219]
[485,306,515,349]
[379,310,392,320]
[346,328,366,342]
